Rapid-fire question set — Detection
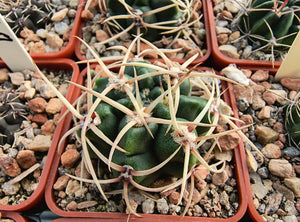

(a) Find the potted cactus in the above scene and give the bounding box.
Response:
[206,0,300,70]
[45,36,250,220]
[0,59,80,212]
[0,0,84,59]
[75,0,211,65]
[221,64,300,222]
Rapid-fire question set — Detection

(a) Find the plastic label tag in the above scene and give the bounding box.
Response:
[275,31,300,80]
[0,15,36,72]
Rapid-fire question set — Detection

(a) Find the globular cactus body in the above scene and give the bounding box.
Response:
[85,60,213,186]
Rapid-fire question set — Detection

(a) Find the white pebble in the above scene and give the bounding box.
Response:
[221,64,250,85]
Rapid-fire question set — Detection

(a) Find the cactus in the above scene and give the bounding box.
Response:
[285,92,300,149]
[37,36,253,216]
[237,0,300,61]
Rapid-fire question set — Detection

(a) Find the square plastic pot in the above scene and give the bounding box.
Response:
[74,0,211,66]
[45,65,247,221]
[205,0,281,72]
[0,59,80,212]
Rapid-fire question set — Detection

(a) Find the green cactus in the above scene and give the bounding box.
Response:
[237,0,300,60]
[285,92,300,149]
[38,36,252,217]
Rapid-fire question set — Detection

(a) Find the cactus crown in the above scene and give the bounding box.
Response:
[235,0,300,61]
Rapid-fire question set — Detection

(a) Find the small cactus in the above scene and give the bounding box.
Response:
[237,0,300,61]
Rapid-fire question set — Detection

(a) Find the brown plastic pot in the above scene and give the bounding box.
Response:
[205,0,281,72]
[26,0,84,59]
[45,65,247,221]
[74,0,211,66]
[0,211,32,222]
[0,59,80,212]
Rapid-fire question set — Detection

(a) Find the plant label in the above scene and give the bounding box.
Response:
[275,31,300,80]
[0,15,36,72]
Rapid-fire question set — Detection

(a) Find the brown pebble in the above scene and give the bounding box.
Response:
[217,33,228,45]
[66,200,78,211]
[29,41,46,54]
[274,140,284,149]
[261,144,281,159]
[53,175,70,190]
[95,30,109,42]
[168,191,180,205]
[212,171,229,186]
[31,113,48,125]
[46,98,63,114]
[77,201,98,210]
[218,132,240,151]
[262,91,277,105]
[81,9,94,20]
[280,78,300,91]
[16,150,37,169]
[0,155,21,177]
[58,190,66,198]
[28,97,47,113]
[259,81,271,89]
[220,10,233,20]
[0,68,9,83]
[251,70,269,82]
[41,120,55,135]
[257,106,273,119]
[61,149,80,169]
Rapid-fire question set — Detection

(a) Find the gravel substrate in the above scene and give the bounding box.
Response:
[229,67,300,221]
